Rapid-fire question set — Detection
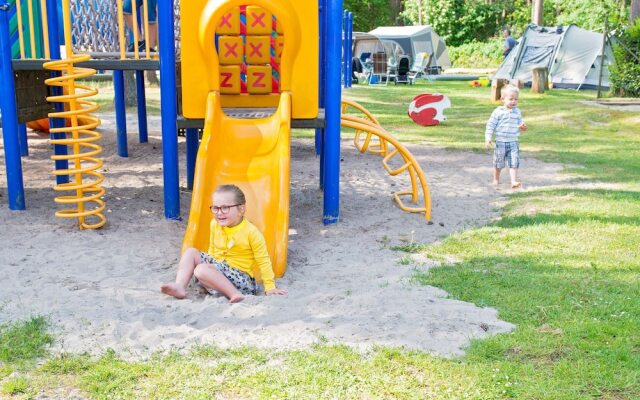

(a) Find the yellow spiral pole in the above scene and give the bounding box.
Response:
[42,0,106,229]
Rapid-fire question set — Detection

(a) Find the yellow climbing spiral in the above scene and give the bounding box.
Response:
[43,54,106,229]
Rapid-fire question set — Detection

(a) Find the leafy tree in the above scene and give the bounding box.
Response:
[609,19,640,96]
[344,0,395,31]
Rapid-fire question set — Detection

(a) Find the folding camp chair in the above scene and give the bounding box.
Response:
[394,55,411,85]
[408,52,432,84]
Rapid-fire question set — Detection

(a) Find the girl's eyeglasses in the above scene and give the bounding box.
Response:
[210,204,241,214]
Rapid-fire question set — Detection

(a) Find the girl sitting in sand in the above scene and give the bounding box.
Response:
[161,184,288,302]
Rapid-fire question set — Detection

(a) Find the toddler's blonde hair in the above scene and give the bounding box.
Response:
[501,84,520,98]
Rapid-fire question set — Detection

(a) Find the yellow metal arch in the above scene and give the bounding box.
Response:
[341,99,432,221]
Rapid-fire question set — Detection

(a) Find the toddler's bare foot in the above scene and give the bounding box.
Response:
[160,283,186,299]
[511,181,522,189]
[228,293,245,303]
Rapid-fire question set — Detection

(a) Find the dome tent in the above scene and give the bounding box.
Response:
[492,24,614,90]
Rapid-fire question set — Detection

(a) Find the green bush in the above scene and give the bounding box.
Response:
[609,20,640,97]
[448,38,504,69]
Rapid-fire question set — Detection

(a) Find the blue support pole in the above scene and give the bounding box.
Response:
[342,10,348,87]
[158,0,180,220]
[0,4,25,210]
[113,70,129,157]
[315,0,326,160]
[322,0,343,224]
[45,0,69,185]
[185,128,199,191]
[18,123,28,156]
[346,12,353,87]
[135,70,148,143]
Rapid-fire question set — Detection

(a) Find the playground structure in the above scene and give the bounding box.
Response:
[1,0,431,277]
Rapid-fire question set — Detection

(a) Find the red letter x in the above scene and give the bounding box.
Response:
[253,72,266,87]
[248,43,263,57]
[251,12,265,27]
[224,43,238,57]
[221,73,233,88]
[219,14,233,28]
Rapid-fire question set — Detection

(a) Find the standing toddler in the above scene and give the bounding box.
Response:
[485,84,528,188]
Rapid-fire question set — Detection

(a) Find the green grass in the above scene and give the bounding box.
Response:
[0,316,52,367]
[3,81,639,398]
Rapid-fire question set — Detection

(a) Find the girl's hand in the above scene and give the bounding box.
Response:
[485,140,493,149]
[519,123,528,131]
[266,288,288,296]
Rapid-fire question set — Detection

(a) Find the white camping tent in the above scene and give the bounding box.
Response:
[493,24,614,89]
[367,25,450,70]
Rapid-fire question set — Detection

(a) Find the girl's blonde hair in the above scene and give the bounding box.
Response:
[215,184,246,205]
[501,84,520,98]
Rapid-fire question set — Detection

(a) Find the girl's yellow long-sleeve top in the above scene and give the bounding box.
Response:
[207,218,276,292]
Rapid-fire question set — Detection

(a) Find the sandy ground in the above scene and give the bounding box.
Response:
[0,112,567,359]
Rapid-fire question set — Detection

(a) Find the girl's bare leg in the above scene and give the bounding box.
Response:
[160,247,200,299]
[193,265,245,303]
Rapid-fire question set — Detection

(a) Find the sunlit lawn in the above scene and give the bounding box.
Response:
[2,80,639,399]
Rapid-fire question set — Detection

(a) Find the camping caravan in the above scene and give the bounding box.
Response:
[493,24,614,90]
[362,26,451,72]
[352,32,405,65]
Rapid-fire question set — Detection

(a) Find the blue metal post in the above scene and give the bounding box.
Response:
[135,70,148,143]
[45,0,69,185]
[322,0,342,224]
[113,70,128,157]
[0,4,25,210]
[185,128,199,190]
[342,10,348,87]
[346,12,353,87]
[18,123,28,156]
[158,0,180,219]
[315,0,326,160]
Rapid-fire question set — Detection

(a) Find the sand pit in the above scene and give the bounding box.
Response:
[0,112,566,359]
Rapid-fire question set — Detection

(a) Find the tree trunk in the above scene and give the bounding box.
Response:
[532,0,543,25]
[417,0,423,25]
[631,0,640,23]
[531,67,548,93]
[491,78,509,101]
[124,70,136,107]
[389,0,403,24]
[145,70,160,86]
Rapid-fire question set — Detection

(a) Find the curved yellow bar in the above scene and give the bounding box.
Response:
[182,91,292,278]
[341,99,432,221]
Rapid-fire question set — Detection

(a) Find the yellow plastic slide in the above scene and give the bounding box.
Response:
[181,91,291,278]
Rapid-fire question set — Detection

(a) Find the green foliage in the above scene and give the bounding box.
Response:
[0,316,52,367]
[398,0,630,47]
[401,0,494,46]
[1,376,30,395]
[552,0,629,31]
[610,20,640,97]
[448,38,504,68]
[344,0,395,32]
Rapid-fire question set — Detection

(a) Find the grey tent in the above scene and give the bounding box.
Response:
[492,24,614,89]
[367,25,450,70]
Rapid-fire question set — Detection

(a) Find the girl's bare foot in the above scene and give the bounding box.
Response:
[160,283,187,299]
[492,180,500,186]
[511,181,522,189]
[228,294,245,303]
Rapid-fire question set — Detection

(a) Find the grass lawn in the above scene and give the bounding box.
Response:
[2,81,639,399]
